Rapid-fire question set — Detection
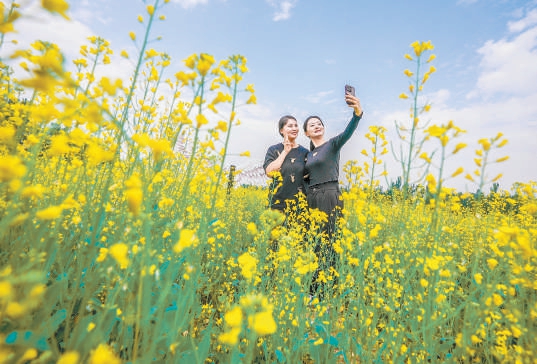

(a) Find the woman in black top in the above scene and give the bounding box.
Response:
[263,115,309,213]
[304,93,363,225]
[303,93,363,298]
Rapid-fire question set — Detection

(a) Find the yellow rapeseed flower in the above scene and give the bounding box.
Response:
[492,293,504,306]
[88,344,121,364]
[246,222,258,236]
[29,284,46,299]
[251,310,277,335]
[215,121,228,132]
[451,167,464,178]
[0,155,27,182]
[465,173,475,182]
[21,184,46,199]
[42,0,70,20]
[109,243,129,269]
[99,76,123,95]
[173,229,198,253]
[238,252,258,280]
[145,48,159,59]
[48,134,73,156]
[487,258,499,270]
[452,143,467,154]
[224,306,243,327]
[246,94,257,104]
[57,351,80,364]
[520,203,537,216]
[0,125,16,144]
[36,205,64,220]
[420,278,428,288]
[478,138,491,151]
[471,335,482,345]
[313,338,324,346]
[158,197,174,209]
[96,248,108,262]
[419,152,431,164]
[218,327,241,346]
[9,213,29,226]
[125,174,143,215]
[184,54,197,69]
[197,54,215,76]
[0,281,13,300]
[196,114,208,128]
[6,301,26,318]
[20,349,38,362]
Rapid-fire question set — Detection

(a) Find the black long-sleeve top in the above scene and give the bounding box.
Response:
[304,112,362,187]
[263,144,309,210]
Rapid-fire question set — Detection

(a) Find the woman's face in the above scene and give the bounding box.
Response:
[281,119,299,140]
[305,118,324,138]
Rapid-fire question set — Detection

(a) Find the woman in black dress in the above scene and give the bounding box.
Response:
[303,92,363,298]
[263,115,309,213]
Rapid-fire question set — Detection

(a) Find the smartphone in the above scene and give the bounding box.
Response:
[345,84,355,104]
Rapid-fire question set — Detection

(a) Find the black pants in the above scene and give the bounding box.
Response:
[308,181,343,238]
[307,181,342,298]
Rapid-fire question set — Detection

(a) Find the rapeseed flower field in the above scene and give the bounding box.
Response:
[0,1,535,363]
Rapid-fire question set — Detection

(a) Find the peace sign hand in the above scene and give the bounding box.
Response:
[283,134,293,154]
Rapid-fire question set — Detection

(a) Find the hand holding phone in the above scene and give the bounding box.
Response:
[345,84,355,105]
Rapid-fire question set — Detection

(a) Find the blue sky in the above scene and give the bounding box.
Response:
[3,0,537,192]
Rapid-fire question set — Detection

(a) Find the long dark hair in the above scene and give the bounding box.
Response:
[303,115,324,151]
[278,115,297,137]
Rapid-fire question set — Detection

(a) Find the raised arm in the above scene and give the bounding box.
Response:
[332,94,364,149]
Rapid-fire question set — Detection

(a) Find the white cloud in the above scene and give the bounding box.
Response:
[364,13,537,193]
[508,8,537,33]
[171,0,209,9]
[303,90,334,104]
[0,2,140,94]
[469,9,537,99]
[0,2,93,60]
[266,0,298,21]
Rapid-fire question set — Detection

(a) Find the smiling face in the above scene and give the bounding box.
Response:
[280,118,299,141]
[305,117,325,139]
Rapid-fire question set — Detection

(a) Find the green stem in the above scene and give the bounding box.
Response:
[208,59,240,219]
[403,55,422,193]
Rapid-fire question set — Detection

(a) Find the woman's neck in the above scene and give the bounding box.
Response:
[310,136,325,148]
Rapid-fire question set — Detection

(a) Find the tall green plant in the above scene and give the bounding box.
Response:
[393,40,437,192]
